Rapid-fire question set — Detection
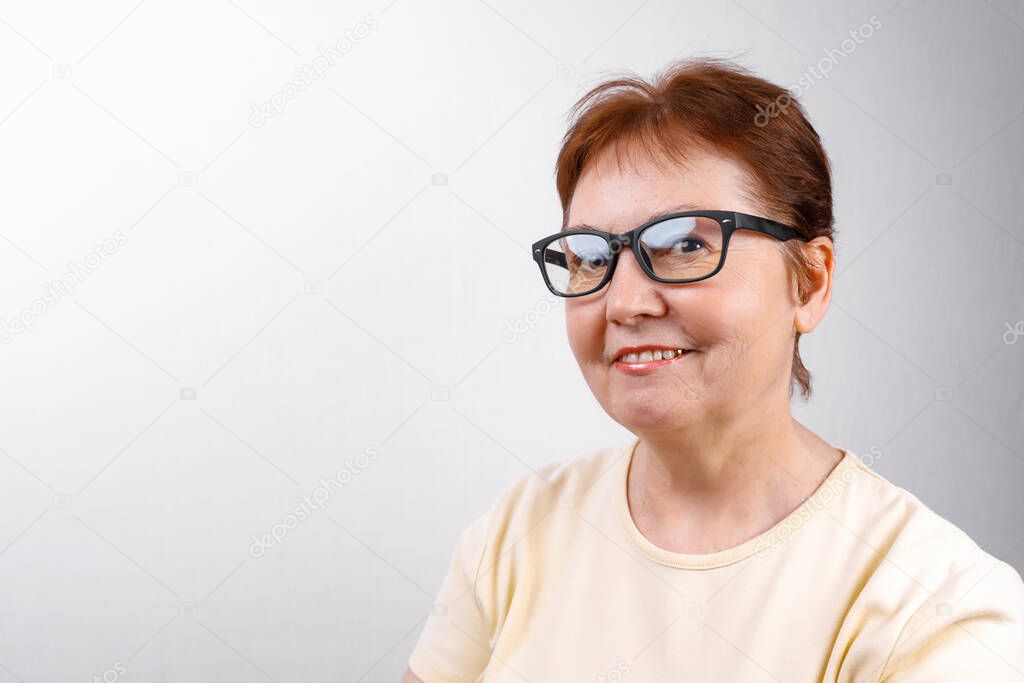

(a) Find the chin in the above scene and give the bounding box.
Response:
[608,390,699,432]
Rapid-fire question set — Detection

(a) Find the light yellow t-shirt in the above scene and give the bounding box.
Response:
[408,437,1024,682]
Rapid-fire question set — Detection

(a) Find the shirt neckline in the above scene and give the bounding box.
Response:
[615,436,861,570]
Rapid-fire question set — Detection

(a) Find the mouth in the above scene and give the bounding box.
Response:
[611,346,693,375]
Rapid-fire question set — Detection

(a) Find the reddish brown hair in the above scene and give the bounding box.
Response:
[554,57,834,401]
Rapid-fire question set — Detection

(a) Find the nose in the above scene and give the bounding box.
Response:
[604,247,667,324]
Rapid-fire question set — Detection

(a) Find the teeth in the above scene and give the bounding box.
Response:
[616,348,687,363]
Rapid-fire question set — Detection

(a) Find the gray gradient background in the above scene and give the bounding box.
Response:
[0,0,1022,681]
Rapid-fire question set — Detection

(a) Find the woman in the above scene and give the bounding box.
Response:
[403,58,1024,681]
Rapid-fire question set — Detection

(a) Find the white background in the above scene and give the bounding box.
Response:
[0,0,1022,680]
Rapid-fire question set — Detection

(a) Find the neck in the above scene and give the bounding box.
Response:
[626,399,842,554]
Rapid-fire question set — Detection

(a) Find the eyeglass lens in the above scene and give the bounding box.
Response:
[541,215,724,295]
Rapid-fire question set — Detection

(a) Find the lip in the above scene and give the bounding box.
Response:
[611,345,693,376]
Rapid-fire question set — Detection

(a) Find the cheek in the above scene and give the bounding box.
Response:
[565,303,602,358]
[695,263,794,369]
[682,268,776,346]
[565,305,598,358]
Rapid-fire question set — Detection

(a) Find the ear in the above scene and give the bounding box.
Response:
[793,236,834,335]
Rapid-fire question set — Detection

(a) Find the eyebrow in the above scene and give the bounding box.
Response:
[563,202,705,232]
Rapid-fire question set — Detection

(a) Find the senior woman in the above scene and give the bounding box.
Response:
[402,58,1024,681]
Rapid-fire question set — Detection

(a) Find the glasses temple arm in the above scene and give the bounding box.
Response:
[543,251,567,269]
[735,214,804,241]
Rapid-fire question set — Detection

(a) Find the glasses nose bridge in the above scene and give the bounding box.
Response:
[609,227,637,248]
[607,230,635,267]
[608,228,648,268]
[605,229,654,287]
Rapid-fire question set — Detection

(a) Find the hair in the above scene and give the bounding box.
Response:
[554,57,834,402]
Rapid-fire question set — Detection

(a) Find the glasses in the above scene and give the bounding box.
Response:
[531,210,809,298]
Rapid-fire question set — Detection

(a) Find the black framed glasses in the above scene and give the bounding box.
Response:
[531,210,809,298]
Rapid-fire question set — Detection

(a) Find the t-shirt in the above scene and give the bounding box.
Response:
[407,437,1024,682]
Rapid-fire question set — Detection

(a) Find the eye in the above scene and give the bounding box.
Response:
[670,237,705,254]
[571,251,609,270]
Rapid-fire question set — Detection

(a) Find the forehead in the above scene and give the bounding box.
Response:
[566,144,758,231]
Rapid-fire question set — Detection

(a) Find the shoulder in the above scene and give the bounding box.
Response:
[451,439,628,579]
[473,438,628,544]
[431,440,628,641]
[409,445,623,682]
[841,454,1016,583]
[835,453,1024,678]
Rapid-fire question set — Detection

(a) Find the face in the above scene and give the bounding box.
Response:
[564,145,816,435]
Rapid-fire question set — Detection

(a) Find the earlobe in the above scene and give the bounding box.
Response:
[794,305,816,335]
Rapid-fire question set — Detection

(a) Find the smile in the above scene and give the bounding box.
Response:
[612,347,692,375]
